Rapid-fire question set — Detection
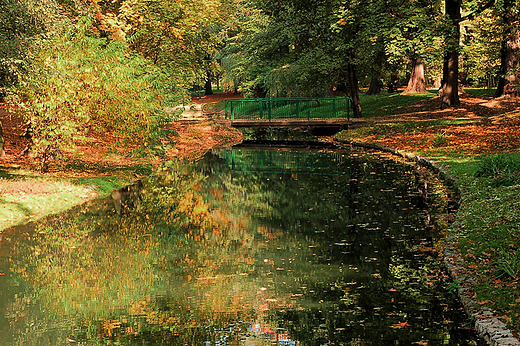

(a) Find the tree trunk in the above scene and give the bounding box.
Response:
[440,0,460,107]
[348,49,362,118]
[404,57,427,93]
[0,120,5,157]
[365,77,382,95]
[494,8,519,98]
[365,43,385,96]
[204,71,213,96]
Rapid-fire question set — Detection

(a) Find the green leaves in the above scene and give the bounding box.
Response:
[12,17,183,158]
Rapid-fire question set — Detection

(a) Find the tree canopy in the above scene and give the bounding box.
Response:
[0,0,518,157]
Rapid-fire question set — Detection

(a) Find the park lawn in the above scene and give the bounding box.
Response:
[337,91,520,337]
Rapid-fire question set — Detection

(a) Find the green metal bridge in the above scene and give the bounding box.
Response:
[222,97,352,127]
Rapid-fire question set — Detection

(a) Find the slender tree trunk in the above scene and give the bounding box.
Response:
[0,120,5,157]
[404,57,427,93]
[348,50,362,118]
[495,8,519,98]
[441,0,461,107]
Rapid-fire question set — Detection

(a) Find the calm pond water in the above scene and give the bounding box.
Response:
[0,144,483,345]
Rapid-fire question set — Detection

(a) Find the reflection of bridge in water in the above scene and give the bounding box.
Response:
[218,142,353,176]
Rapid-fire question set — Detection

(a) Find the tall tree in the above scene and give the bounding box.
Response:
[493,0,520,97]
[405,57,427,93]
[440,0,461,107]
[383,0,443,94]
[0,120,4,157]
[0,0,43,157]
[93,0,235,91]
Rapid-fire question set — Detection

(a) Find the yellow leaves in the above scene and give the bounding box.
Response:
[337,18,347,26]
[100,318,122,337]
[193,202,207,215]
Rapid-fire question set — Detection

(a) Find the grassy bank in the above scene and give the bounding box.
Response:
[337,89,520,337]
[445,156,520,332]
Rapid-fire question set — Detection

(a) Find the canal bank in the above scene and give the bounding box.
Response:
[335,137,520,346]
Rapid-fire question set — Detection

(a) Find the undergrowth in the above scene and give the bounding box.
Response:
[475,152,520,187]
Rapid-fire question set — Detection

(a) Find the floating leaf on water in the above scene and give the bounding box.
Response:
[390,321,408,329]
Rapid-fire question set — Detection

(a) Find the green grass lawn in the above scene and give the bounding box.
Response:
[360,91,436,118]
[464,87,497,97]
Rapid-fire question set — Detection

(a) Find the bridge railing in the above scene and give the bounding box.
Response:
[224,97,351,122]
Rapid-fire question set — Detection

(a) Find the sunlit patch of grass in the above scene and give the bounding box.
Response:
[464,88,496,97]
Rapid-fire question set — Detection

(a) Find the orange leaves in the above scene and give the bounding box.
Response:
[389,321,408,328]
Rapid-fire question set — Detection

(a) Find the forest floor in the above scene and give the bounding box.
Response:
[1,89,520,338]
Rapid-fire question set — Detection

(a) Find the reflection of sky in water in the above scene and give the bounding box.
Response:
[0,148,481,345]
[201,324,298,346]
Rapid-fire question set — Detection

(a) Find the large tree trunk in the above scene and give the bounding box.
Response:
[0,120,5,157]
[494,8,519,98]
[404,57,427,93]
[348,50,362,118]
[365,44,385,96]
[365,77,382,95]
[440,0,461,107]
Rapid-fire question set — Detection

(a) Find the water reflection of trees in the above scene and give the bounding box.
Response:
[1,151,476,345]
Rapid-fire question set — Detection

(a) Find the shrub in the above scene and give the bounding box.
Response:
[11,17,184,159]
[475,152,520,187]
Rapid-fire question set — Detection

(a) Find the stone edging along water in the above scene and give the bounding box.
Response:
[334,138,520,346]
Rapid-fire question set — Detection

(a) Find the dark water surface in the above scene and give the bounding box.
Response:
[0,145,482,345]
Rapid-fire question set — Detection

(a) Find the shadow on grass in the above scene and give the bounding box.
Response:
[0,197,33,219]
